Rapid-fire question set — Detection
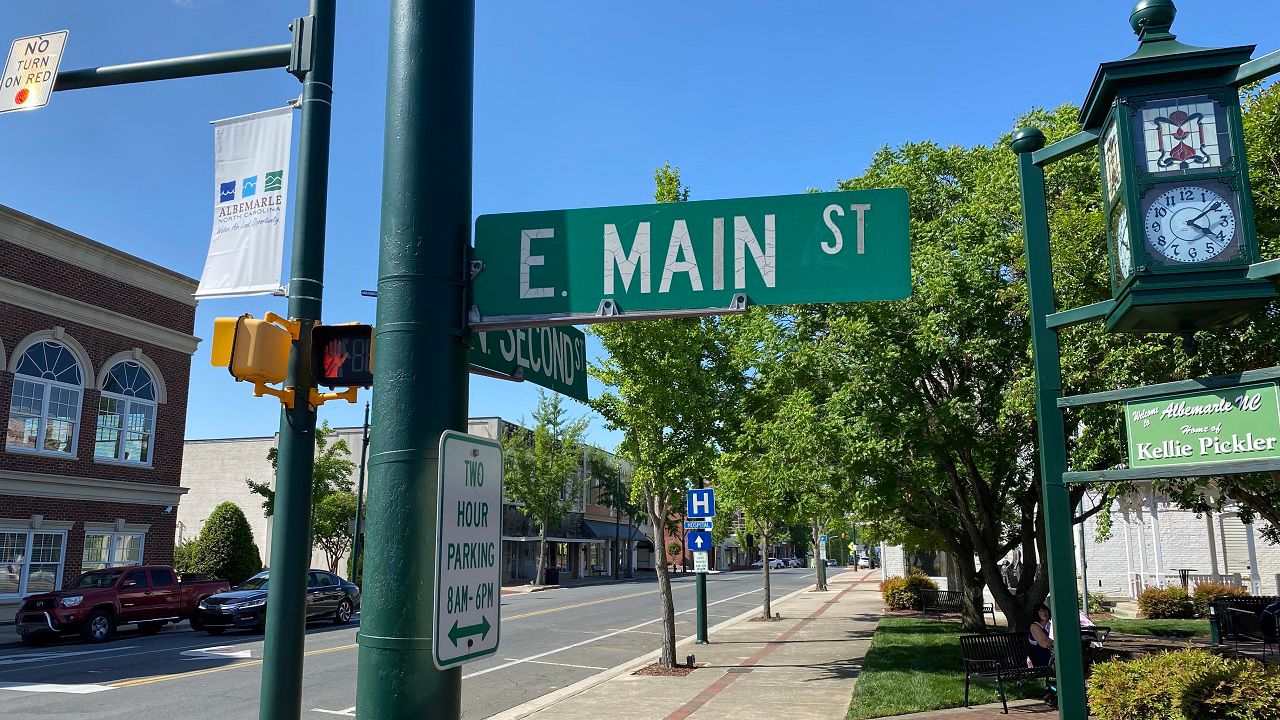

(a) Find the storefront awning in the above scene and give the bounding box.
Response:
[581,520,649,543]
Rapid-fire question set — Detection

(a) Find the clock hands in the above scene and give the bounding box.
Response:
[1186,201,1222,225]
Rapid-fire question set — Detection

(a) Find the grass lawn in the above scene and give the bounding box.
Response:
[1098,618,1210,638]
[846,617,1047,720]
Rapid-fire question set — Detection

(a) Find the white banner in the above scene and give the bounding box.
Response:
[194,106,294,298]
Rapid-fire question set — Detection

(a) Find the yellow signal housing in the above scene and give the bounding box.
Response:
[228,316,293,384]
[210,316,241,368]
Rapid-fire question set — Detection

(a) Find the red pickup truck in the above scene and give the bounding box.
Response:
[15,565,230,645]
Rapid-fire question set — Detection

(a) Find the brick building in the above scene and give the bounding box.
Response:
[0,205,198,622]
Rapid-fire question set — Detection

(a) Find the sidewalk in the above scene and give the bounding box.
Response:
[490,569,882,720]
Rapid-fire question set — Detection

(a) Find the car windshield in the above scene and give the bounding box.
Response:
[237,574,269,591]
[68,569,126,589]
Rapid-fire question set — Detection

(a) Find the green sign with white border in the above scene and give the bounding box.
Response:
[469,326,588,402]
[1124,382,1280,468]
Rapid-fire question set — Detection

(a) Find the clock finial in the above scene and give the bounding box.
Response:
[1130,0,1177,43]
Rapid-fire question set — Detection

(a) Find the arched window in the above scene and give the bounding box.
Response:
[6,341,84,456]
[94,361,157,464]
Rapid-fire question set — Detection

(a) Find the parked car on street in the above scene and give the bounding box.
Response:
[857,555,878,569]
[196,569,359,635]
[785,558,803,568]
[16,566,231,645]
[825,559,839,567]
[750,557,786,570]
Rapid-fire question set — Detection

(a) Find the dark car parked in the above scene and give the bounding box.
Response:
[196,569,359,635]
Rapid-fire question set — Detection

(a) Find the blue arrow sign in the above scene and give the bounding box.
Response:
[686,488,715,518]
[686,531,712,552]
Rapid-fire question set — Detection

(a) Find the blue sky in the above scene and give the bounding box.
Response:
[4,1,1279,450]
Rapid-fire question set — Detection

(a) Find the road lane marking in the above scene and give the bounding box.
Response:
[110,643,358,688]
[502,589,658,621]
[461,586,764,680]
[312,707,355,716]
[180,645,253,661]
[0,646,139,667]
[510,659,607,670]
[0,681,116,694]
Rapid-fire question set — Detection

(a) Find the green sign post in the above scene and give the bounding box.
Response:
[471,189,910,328]
[469,326,588,402]
[1126,383,1280,468]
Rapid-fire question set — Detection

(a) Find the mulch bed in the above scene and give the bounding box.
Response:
[747,614,784,622]
[633,661,698,677]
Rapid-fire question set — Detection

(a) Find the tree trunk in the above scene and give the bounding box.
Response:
[536,522,548,586]
[648,494,677,667]
[812,520,827,591]
[951,549,987,631]
[761,526,772,618]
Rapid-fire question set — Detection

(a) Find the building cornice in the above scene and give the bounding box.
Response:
[0,205,198,306]
[0,469,188,507]
[0,276,200,356]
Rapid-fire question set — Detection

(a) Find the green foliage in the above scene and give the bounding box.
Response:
[1138,586,1197,619]
[502,391,590,585]
[346,545,362,587]
[313,491,357,575]
[1192,582,1251,617]
[880,569,939,611]
[1102,618,1210,639]
[1080,592,1106,615]
[666,542,682,559]
[172,539,199,575]
[247,420,356,517]
[194,502,262,585]
[1088,649,1280,720]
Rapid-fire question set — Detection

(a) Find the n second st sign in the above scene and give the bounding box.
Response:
[433,431,503,669]
[469,326,588,403]
[472,189,909,325]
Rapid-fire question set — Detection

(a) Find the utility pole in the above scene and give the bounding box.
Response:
[258,3,336,718]
[356,1,473,717]
[352,400,370,576]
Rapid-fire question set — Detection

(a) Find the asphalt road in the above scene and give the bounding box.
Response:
[0,567,835,719]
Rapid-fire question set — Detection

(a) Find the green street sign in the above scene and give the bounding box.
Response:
[1125,382,1280,469]
[470,189,910,328]
[468,326,588,402]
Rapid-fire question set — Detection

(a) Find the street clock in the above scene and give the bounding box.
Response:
[1086,0,1275,332]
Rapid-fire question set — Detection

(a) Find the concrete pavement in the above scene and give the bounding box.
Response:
[492,569,881,720]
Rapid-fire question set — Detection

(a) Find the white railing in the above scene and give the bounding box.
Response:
[1127,571,1242,597]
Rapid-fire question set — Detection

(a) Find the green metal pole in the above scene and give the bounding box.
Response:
[54,44,292,92]
[257,3,335,719]
[695,570,708,644]
[356,0,473,716]
[1012,128,1087,720]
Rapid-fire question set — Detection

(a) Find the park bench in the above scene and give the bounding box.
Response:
[920,588,997,627]
[1212,596,1279,661]
[959,632,1054,714]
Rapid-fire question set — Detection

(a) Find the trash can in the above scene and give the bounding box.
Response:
[544,567,560,585]
[1207,602,1220,646]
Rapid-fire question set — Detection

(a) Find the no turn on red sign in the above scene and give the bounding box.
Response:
[1,31,68,114]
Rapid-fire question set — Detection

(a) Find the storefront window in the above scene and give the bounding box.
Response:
[0,529,66,596]
[82,532,145,571]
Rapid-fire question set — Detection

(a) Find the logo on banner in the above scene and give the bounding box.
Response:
[214,169,285,226]
[242,175,258,198]
[264,170,284,192]
[219,181,236,203]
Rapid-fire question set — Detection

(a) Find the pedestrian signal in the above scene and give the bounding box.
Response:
[311,324,374,388]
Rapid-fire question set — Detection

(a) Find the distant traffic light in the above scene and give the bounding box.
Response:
[311,324,374,388]
[210,313,294,384]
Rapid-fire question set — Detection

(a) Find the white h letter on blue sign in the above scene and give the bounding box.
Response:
[686,488,715,518]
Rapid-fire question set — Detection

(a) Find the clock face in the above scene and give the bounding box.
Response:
[1143,185,1237,264]
[1113,207,1132,279]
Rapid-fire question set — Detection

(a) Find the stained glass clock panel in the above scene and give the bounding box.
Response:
[1134,95,1232,177]
[1102,121,1123,203]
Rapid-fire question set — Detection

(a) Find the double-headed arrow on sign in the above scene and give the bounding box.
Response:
[448,615,492,647]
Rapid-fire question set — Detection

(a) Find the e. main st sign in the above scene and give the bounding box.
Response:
[470,189,910,328]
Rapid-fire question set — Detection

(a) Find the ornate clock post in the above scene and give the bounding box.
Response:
[1090,0,1275,332]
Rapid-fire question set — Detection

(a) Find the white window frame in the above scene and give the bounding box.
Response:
[81,531,146,571]
[0,528,68,599]
[6,375,82,458]
[94,393,156,466]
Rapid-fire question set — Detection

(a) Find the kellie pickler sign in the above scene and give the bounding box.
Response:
[1125,382,1280,469]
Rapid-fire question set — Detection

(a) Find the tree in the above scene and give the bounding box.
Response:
[589,163,736,667]
[313,491,357,574]
[247,421,355,517]
[501,391,590,585]
[196,502,262,585]
[587,448,641,576]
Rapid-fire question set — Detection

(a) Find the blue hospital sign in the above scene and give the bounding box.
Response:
[686,488,716,518]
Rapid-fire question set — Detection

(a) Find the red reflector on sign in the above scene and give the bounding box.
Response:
[15,88,29,105]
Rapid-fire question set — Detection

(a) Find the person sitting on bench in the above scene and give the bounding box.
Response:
[1028,604,1058,707]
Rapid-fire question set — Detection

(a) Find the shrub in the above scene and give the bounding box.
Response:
[195,502,263,586]
[172,539,200,574]
[1089,649,1280,720]
[1079,592,1106,615]
[880,569,938,611]
[1138,586,1196,619]
[1191,582,1249,618]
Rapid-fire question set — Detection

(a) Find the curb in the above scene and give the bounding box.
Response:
[483,580,820,720]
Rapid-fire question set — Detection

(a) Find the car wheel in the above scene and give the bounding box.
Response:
[252,623,266,634]
[139,622,164,635]
[205,627,226,636]
[334,599,353,625]
[19,633,50,647]
[82,610,115,643]
[189,615,204,631]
